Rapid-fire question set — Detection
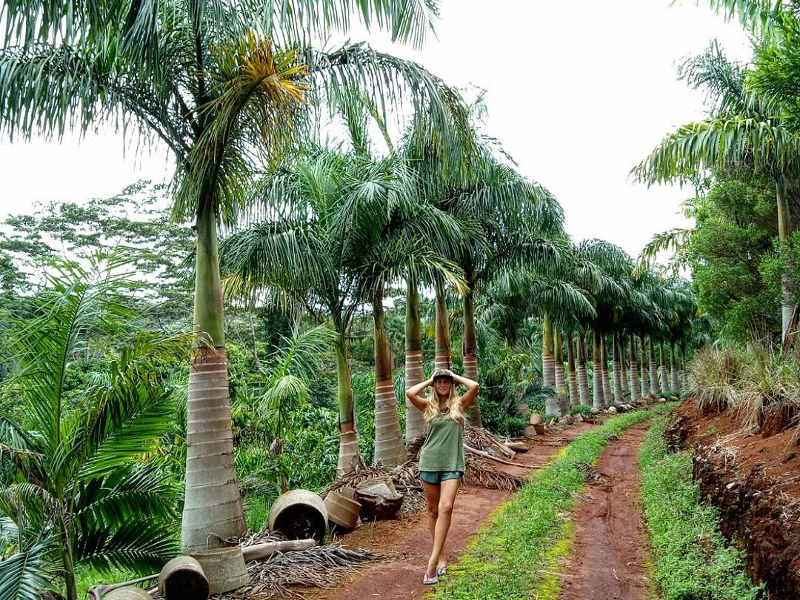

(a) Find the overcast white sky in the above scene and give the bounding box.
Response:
[0,0,751,258]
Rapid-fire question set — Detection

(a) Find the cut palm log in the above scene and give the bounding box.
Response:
[242,539,316,562]
[464,445,532,468]
[504,441,530,452]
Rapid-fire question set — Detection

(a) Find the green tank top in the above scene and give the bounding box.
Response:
[418,413,465,472]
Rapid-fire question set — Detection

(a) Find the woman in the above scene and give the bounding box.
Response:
[406,368,479,585]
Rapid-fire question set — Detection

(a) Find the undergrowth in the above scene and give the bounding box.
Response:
[639,415,762,600]
[429,403,676,599]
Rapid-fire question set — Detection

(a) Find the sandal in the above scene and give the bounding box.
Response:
[423,571,439,585]
[436,564,447,576]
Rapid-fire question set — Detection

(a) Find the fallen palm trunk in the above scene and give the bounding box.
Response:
[464,444,533,468]
[89,576,159,600]
[242,539,316,562]
[464,425,515,458]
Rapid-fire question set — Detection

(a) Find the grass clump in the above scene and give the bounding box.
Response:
[429,403,676,599]
[639,416,762,600]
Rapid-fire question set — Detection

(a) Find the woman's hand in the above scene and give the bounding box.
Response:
[406,376,434,412]
[452,373,479,410]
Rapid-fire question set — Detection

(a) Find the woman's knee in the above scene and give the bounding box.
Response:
[438,498,454,515]
[427,504,439,519]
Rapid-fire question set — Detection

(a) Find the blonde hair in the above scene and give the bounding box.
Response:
[423,380,465,424]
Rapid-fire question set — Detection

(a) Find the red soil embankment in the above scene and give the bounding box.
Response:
[671,401,800,599]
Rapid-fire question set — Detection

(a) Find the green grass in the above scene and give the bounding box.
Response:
[429,403,676,599]
[638,416,762,600]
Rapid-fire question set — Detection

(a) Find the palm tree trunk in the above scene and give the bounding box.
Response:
[434,280,451,371]
[373,283,406,467]
[612,333,623,405]
[554,328,566,416]
[601,337,611,406]
[543,313,558,416]
[462,279,481,427]
[621,336,629,396]
[648,337,659,397]
[182,203,246,554]
[566,332,578,409]
[335,332,362,475]
[592,328,604,410]
[59,509,78,600]
[640,336,649,400]
[629,336,640,404]
[404,276,426,443]
[660,340,669,393]
[577,333,590,406]
[777,179,795,341]
[670,341,680,395]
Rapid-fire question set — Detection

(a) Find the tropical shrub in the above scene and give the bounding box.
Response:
[0,259,188,600]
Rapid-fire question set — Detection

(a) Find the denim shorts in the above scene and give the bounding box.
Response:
[420,470,464,484]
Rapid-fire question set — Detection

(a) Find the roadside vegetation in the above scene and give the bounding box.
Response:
[638,416,761,600]
[430,404,676,600]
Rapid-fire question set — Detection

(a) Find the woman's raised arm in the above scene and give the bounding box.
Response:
[406,377,433,412]
[452,373,479,410]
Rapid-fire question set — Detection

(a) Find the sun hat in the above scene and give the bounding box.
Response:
[432,368,454,381]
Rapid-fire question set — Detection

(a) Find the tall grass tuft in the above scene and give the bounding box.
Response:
[689,342,800,433]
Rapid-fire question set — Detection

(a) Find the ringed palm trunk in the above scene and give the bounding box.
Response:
[670,341,680,395]
[629,336,640,404]
[601,337,611,406]
[777,179,795,341]
[434,281,452,371]
[612,333,623,405]
[621,336,630,396]
[59,509,78,600]
[648,337,659,397]
[577,333,590,406]
[373,283,407,467]
[335,331,362,475]
[462,279,481,427]
[566,332,579,409]
[554,329,567,416]
[182,204,246,554]
[640,336,649,400]
[659,340,669,393]
[404,276,426,443]
[592,328,604,410]
[542,313,558,416]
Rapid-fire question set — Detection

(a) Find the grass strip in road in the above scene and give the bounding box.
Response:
[638,415,762,600]
[429,403,676,600]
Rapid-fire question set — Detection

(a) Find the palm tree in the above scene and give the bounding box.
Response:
[577,330,591,406]
[0,258,188,600]
[633,41,800,340]
[1,0,463,566]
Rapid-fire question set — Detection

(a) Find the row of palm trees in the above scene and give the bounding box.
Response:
[0,2,698,598]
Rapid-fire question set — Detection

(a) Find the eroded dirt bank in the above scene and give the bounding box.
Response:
[559,421,652,600]
[305,422,597,600]
[670,401,800,599]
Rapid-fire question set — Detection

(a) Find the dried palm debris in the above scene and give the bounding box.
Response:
[217,545,387,599]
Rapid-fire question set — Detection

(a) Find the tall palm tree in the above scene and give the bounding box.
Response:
[577,330,591,406]
[0,1,462,567]
[0,258,188,600]
[633,41,800,340]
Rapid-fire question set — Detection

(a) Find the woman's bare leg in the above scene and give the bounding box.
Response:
[426,478,460,575]
[422,481,440,543]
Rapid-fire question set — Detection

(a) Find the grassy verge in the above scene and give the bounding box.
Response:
[638,415,762,600]
[430,403,676,599]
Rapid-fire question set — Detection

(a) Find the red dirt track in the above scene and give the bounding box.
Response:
[559,421,652,600]
[306,422,597,600]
